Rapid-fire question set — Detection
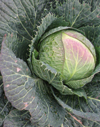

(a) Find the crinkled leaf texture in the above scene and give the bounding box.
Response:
[0,92,11,127]
[52,87,100,127]
[51,0,100,27]
[0,39,65,127]
[0,0,53,60]
[3,110,32,127]
[0,0,100,126]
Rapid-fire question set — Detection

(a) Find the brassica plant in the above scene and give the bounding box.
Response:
[0,0,100,127]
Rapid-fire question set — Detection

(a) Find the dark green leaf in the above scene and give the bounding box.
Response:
[0,95,12,127]
[63,112,84,127]
[2,33,30,61]
[92,73,100,83]
[0,77,3,97]
[3,110,32,127]
[0,0,49,40]
[51,0,100,27]
[79,26,100,45]
[79,0,100,11]
[0,0,54,57]
[54,94,100,122]
[95,45,100,64]
[28,13,57,73]
[51,82,100,126]
[30,13,57,53]
[63,111,100,127]
[0,40,65,127]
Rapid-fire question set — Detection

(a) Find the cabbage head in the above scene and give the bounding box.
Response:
[32,27,97,92]
[39,30,96,84]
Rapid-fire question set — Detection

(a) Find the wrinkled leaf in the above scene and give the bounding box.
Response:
[29,13,57,72]
[79,26,100,45]
[0,95,12,127]
[0,78,3,97]
[0,0,53,60]
[0,39,65,127]
[79,0,100,11]
[51,82,100,127]
[3,110,32,127]
[63,111,100,127]
[0,0,49,40]
[52,0,100,27]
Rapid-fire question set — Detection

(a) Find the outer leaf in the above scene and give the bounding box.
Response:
[51,0,100,27]
[0,94,12,127]
[79,0,100,11]
[63,112,84,127]
[32,13,57,49]
[51,82,100,127]
[79,26,100,45]
[0,78,3,97]
[63,111,100,127]
[0,39,65,127]
[29,13,57,64]
[3,110,32,127]
[1,33,30,61]
[95,44,100,64]
[0,0,53,60]
[0,78,12,127]
[28,13,57,74]
[0,0,49,40]
[53,93,100,122]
